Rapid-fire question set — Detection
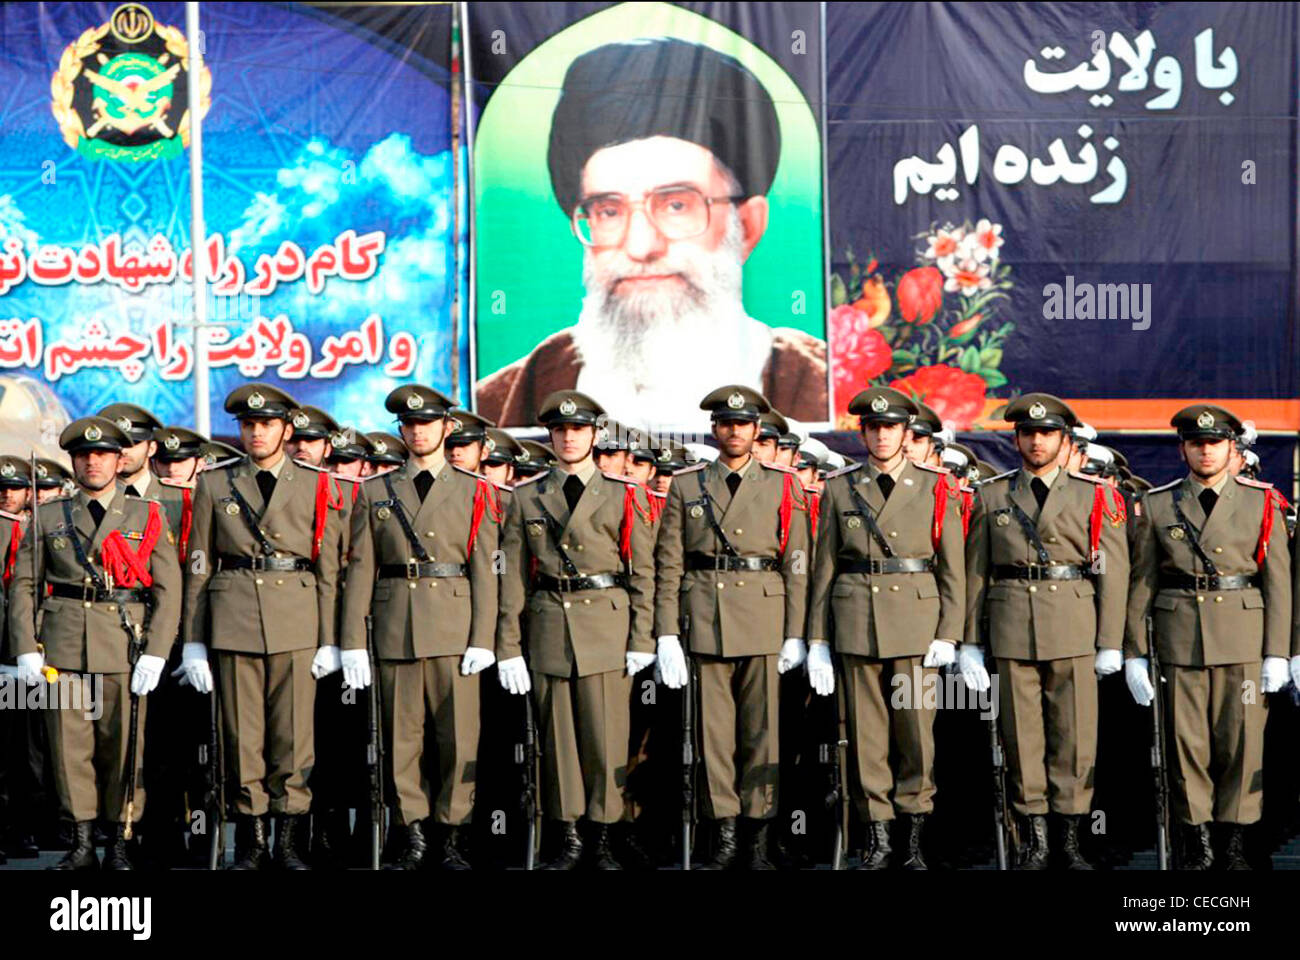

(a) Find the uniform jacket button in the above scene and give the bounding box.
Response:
[1196,595,1204,603]
[576,545,584,551]
[1048,584,1057,592]
[889,584,899,592]
[1028,585,1037,593]
[734,529,743,536]
[736,581,744,587]
[563,601,571,609]
[409,582,417,590]
[716,583,725,590]
[871,585,879,594]
[1214,596,1222,603]
[1213,547,1223,554]
[255,578,264,586]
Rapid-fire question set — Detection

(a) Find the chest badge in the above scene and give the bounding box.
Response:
[846,517,862,529]
[689,505,704,519]
[995,512,1011,526]
[225,502,240,516]
[1170,526,1186,540]
[376,506,391,520]
[52,535,68,550]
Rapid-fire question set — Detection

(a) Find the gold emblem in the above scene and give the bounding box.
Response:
[484,438,495,454]
[376,506,391,520]
[527,524,543,537]
[35,463,48,479]
[995,512,1011,526]
[1196,410,1214,429]
[0,463,13,479]
[558,398,578,417]
[85,424,103,442]
[163,433,180,451]
[448,417,464,434]
[373,440,388,455]
[870,395,889,413]
[52,536,68,550]
[330,432,347,448]
[224,501,239,516]
[115,417,133,433]
[847,517,862,529]
[689,505,704,519]
[406,392,424,411]
[1170,526,1185,540]
[292,412,309,429]
[726,391,745,410]
[247,391,265,410]
[657,449,671,462]
[1028,402,1047,420]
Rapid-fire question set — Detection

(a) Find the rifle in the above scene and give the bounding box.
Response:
[364,613,385,870]
[989,698,1010,870]
[821,654,849,869]
[122,620,144,839]
[1147,615,1169,870]
[519,691,540,870]
[680,613,696,870]
[202,687,222,869]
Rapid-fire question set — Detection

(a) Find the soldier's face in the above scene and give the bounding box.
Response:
[625,458,655,483]
[712,419,758,458]
[288,437,328,467]
[594,450,627,475]
[651,473,673,494]
[862,421,906,462]
[775,447,796,468]
[1016,427,1064,469]
[152,457,199,481]
[0,487,28,512]
[38,486,62,504]
[400,418,449,457]
[902,431,933,464]
[1182,438,1231,478]
[1227,446,1244,476]
[73,449,120,492]
[334,458,365,479]
[483,462,513,486]
[752,436,778,463]
[446,441,483,472]
[239,417,291,461]
[117,439,153,478]
[797,466,818,488]
[548,424,596,464]
[1064,439,1086,471]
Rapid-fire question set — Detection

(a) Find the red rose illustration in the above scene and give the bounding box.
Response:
[830,305,893,417]
[896,266,943,323]
[889,364,987,428]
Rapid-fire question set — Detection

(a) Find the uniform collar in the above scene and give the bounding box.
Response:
[251,452,287,478]
[1187,472,1230,496]
[557,458,597,487]
[1025,465,1060,487]
[409,450,447,478]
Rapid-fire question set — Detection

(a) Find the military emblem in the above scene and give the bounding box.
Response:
[52,536,68,550]
[726,391,745,410]
[527,520,544,537]
[292,412,309,430]
[373,439,388,456]
[847,516,862,529]
[870,395,889,413]
[376,506,391,521]
[1028,402,1047,420]
[689,505,704,519]
[657,449,671,463]
[224,501,240,516]
[1170,526,1186,540]
[0,463,13,479]
[163,433,180,451]
[51,3,212,163]
[247,391,265,410]
[483,438,495,454]
[558,398,578,417]
[35,463,48,479]
[115,417,133,433]
[330,432,347,448]
[1196,410,1214,429]
[406,393,424,411]
[448,417,463,434]
[995,512,1011,526]
[84,424,103,442]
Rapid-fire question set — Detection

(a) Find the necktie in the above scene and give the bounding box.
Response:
[1199,488,1218,518]
[725,472,741,498]
[563,473,584,513]
[414,470,434,503]
[1031,477,1049,510]
[877,474,895,500]
[88,500,106,527]
[256,470,276,506]
[125,485,140,499]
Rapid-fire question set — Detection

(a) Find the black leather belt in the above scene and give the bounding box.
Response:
[685,553,781,572]
[1159,573,1259,591]
[217,554,313,572]
[992,563,1090,582]
[533,572,626,593]
[379,561,468,580]
[49,583,150,604]
[837,557,933,575]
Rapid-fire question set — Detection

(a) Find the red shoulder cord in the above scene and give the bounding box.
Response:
[931,473,951,553]
[1256,487,1291,565]
[618,484,641,563]
[3,519,22,586]
[100,501,162,588]
[778,473,797,555]
[808,490,821,539]
[180,487,193,560]
[312,473,345,563]
[468,478,504,556]
[643,484,664,523]
[351,483,359,505]
[1087,484,1108,557]
[960,488,973,538]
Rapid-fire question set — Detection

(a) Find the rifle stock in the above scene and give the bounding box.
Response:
[680,613,695,870]
[1147,615,1169,870]
[365,613,384,870]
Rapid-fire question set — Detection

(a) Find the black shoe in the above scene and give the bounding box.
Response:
[1015,815,1049,870]
[583,822,622,871]
[273,815,311,870]
[1059,815,1092,871]
[103,823,135,871]
[436,825,472,871]
[51,821,98,872]
[743,819,775,871]
[612,821,655,871]
[900,814,928,871]
[855,821,892,870]
[1180,823,1213,870]
[383,821,428,871]
[539,821,583,871]
[227,815,270,871]
[1221,824,1250,871]
[696,817,738,871]
[4,831,40,859]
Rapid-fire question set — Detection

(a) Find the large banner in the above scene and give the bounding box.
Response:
[469,1,828,431]
[825,1,1298,431]
[0,1,463,454]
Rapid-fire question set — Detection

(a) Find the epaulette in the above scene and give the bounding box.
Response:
[157,477,195,490]
[332,474,364,486]
[601,470,639,484]
[124,493,161,503]
[206,457,243,473]
[672,461,707,476]
[823,462,862,480]
[1234,475,1273,490]
[358,472,390,483]
[1067,470,1106,484]
[452,464,488,481]
[0,508,21,522]
[802,485,819,495]
[759,460,798,474]
[490,479,512,493]
[1145,479,1181,495]
[294,460,329,473]
[513,472,547,488]
[912,461,952,475]
[648,489,667,500]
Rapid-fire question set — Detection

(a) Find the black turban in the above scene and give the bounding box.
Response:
[547,37,781,215]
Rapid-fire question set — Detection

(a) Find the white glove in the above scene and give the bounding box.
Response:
[170,642,213,694]
[341,649,371,690]
[130,654,167,696]
[1094,648,1122,677]
[1262,656,1289,694]
[461,646,496,676]
[1290,655,1300,691]
[1125,657,1154,706]
[777,638,807,674]
[626,650,656,676]
[655,635,688,690]
[807,643,834,697]
[956,644,990,692]
[310,645,342,680]
[15,652,45,685]
[498,656,531,696]
[922,639,956,668]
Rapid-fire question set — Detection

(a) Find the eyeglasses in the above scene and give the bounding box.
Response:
[571,185,743,247]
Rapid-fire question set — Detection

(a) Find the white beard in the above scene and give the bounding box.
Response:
[571,213,771,435]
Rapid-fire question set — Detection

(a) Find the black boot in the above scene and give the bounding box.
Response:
[1221,824,1250,871]
[582,822,622,870]
[1015,815,1049,870]
[436,825,472,871]
[51,820,98,871]
[743,819,775,871]
[1180,823,1213,870]
[696,817,738,871]
[855,821,892,870]
[1059,815,1093,871]
[612,821,655,871]
[273,815,311,870]
[899,814,928,870]
[539,821,583,871]
[311,808,351,869]
[228,815,270,871]
[383,820,427,871]
[103,823,135,871]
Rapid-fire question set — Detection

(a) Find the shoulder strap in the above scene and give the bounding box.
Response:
[1007,473,1051,564]
[533,475,581,577]
[226,475,275,557]
[1170,487,1218,576]
[695,471,738,557]
[62,499,107,590]
[382,473,432,563]
[845,477,895,559]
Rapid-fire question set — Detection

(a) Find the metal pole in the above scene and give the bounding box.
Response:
[186,2,210,436]
[818,2,832,429]
[459,1,479,409]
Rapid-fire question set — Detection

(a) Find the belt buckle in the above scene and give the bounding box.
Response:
[555,574,571,593]
[406,558,420,580]
[1198,574,1213,591]
[82,577,95,603]
[251,555,267,572]
[871,560,884,575]
[1026,564,1043,581]
[713,555,727,572]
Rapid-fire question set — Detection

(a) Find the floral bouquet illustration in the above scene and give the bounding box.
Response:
[829,218,1017,430]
